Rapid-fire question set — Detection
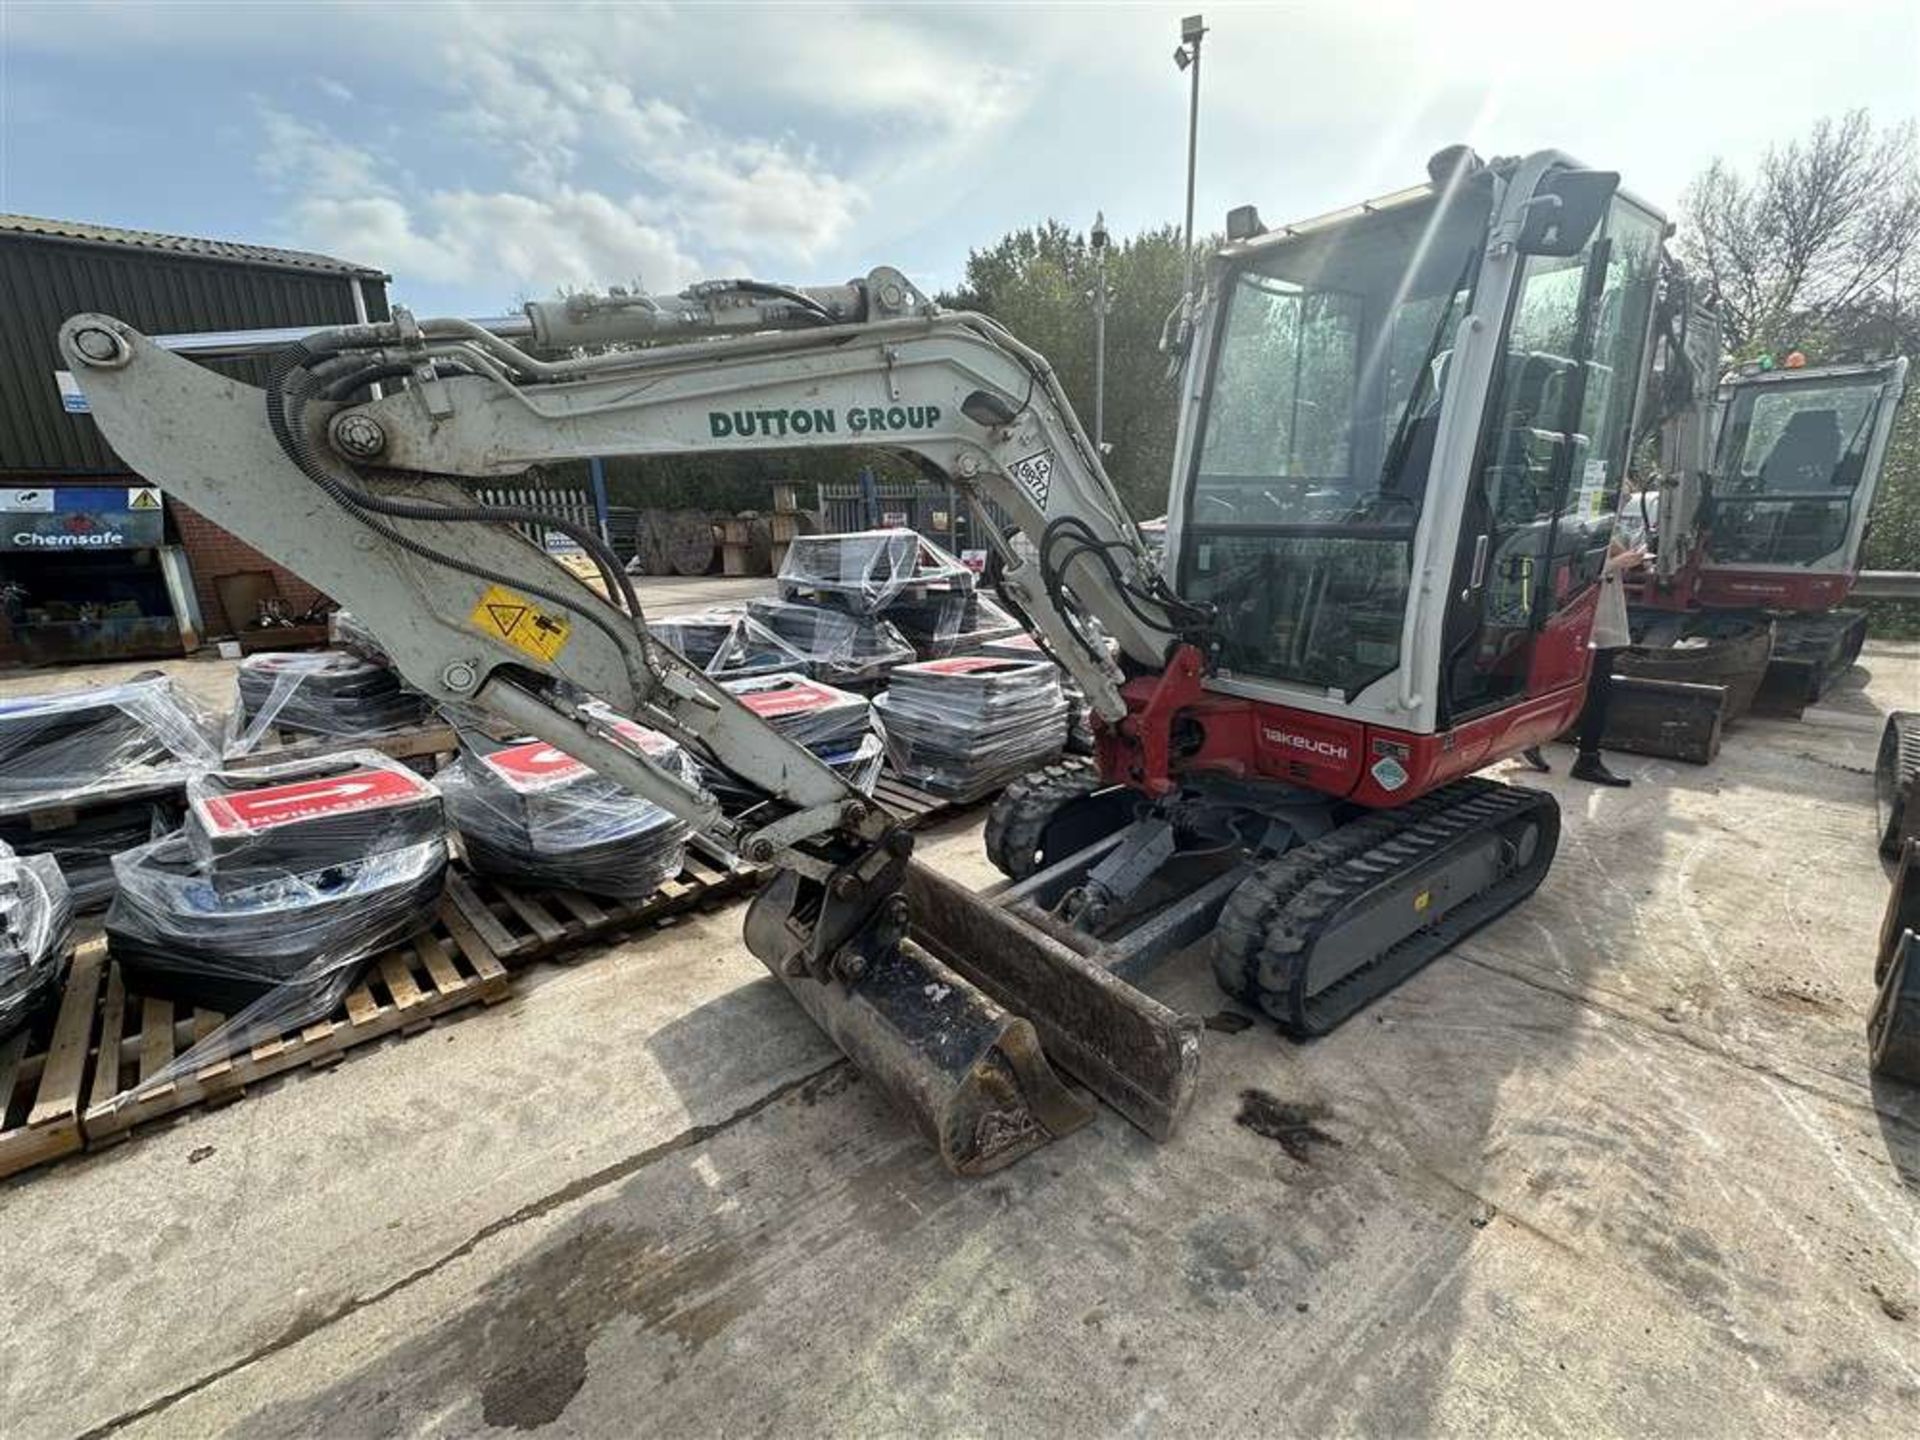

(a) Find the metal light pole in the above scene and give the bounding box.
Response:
[1174,14,1207,302]
[1091,211,1110,453]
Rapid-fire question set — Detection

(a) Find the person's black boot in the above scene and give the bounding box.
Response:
[1570,752,1631,787]
[1520,747,1551,773]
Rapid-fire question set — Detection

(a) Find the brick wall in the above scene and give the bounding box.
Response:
[170,500,329,633]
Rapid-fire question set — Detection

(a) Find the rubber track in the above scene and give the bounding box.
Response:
[1876,712,1920,856]
[1214,779,1558,1036]
[984,758,1100,880]
[1211,780,1482,1004]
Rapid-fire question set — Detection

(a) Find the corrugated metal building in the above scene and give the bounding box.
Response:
[0,214,389,664]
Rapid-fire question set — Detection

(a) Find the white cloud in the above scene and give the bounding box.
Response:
[314,76,354,104]
[253,107,701,298]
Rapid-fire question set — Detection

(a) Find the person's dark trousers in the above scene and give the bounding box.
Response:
[1577,647,1623,756]
[1570,647,1632,786]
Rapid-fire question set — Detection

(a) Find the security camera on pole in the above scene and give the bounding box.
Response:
[1173,14,1206,304]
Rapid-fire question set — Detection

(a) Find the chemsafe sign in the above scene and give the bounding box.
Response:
[0,486,166,551]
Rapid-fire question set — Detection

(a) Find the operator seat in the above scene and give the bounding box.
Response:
[1760,409,1842,488]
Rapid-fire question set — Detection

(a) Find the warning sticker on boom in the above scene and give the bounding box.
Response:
[470,584,573,664]
[1007,449,1056,512]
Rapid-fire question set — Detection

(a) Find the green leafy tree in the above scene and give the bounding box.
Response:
[940,222,1194,519]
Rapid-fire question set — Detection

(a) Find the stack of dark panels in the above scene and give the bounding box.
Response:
[705,672,884,808]
[0,844,72,1042]
[0,800,167,912]
[0,674,215,801]
[977,632,1095,754]
[745,598,914,689]
[106,752,448,1014]
[886,590,1023,659]
[873,656,1068,795]
[237,651,431,737]
[439,716,694,898]
[776,529,973,614]
[648,610,809,682]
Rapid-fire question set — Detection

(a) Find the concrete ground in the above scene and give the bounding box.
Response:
[2,638,1917,1438]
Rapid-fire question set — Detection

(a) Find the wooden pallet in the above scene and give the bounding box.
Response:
[872,769,1006,829]
[0,940,106,1182]
[445,843,761,967]
[224,720,459,771]
[81,902,510,1147]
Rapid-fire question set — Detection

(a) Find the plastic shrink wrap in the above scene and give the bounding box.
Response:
[327,609,391,663]
[234,651,432,744]
[105,751,448,1018]
[439,711,695,898]
[887,589,1023,659]
[873,656,1068,795]
[647,609,809,681]
[776,529,974,615]
[0,674,223,804]
[0,800,168,911]
[703,672,885,808]
[745,597,914,687]
[0,843,73,1042]
[976,632,1096,754]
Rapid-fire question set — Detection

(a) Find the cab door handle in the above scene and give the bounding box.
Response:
[1468,532,1490,588]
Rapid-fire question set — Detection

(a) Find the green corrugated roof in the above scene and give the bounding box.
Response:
[0,213,388,280]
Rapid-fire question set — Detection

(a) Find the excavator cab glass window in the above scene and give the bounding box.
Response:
[1180,182,1493,696]
[1441,193,1663,722]
[1707,371,1894,568]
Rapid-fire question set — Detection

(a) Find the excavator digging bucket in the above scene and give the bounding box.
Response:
[742,863,1203,1176]
[904,862,1203,1142]
[744,869,1096,1175]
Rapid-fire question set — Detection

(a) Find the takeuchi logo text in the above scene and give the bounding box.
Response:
[1262,727,1349,762]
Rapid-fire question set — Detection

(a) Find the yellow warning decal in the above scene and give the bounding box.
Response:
[470,584,572,664]
[1413,889,1432,913]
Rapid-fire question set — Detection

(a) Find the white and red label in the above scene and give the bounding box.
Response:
[733,677,846,719]
[197,766,429,835]
[909,656,1032,678]
[484,720,673,791]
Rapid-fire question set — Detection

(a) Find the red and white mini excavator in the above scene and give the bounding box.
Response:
[63,146,1676,1172]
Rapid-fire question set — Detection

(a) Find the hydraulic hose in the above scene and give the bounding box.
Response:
[263,339,657,698]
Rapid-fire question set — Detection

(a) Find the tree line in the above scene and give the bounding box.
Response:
[547,111,1920,609]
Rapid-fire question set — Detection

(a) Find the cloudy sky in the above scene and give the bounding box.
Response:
[4,1,1916,317]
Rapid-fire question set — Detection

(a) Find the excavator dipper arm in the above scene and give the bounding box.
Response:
[57,268,1204,1174]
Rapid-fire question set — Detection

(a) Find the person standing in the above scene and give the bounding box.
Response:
[1521,537,1649,785]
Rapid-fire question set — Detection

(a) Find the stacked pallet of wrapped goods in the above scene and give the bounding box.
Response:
[105,752,449,1015]
[706,672,886,808]
[235,651,432,739]
[0,675,223,910]
[873,656,1068,796]
[648,609,811,682]
[437,705,696,897]
[753,529,1016,685]
[0,842,72,1041]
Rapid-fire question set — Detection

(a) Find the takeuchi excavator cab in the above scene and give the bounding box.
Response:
[1158,149,1666,801]
[1695,357,1910,610]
